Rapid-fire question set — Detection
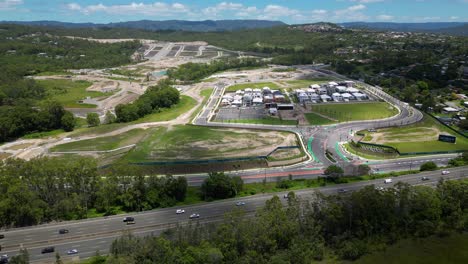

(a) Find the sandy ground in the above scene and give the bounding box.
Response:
[149,129,298,160]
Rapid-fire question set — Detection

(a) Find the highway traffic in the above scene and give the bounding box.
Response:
[1,167,467,263]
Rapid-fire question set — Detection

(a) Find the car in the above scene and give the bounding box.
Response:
[236,201,246,206]
[176,209,185,214]
[375,186,384,191]
[0,255,8,264]
[67,249,78,255]
[58,229,69,234]
[41,247,55,254]
[189,213,200,219]
[283,194,289,199]
[337,189,348,194]
[421,176,430,181]
[441,170,450,175]
[0,234,4,239]
[122,217,134,223]
[384,178,393,184]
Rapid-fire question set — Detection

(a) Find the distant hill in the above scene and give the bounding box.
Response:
[289,22,346,33]
[340,22,468,36]
[2,20,287,32]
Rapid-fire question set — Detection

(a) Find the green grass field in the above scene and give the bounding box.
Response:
[123,125,297,162]
[134,95,197,123]
[225,82,280,92]
[356,233,468,264]
[376,115,468,153]
[51,129,148,152]
[219,117,297,126]
[310,102,398,122]
[305,112,337,125]
[37,79,106,108]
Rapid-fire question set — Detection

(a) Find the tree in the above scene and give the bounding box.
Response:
[104,110,116,124]
[357,164,371,175]
[86,113,100,127]
[61,111,76,131]
[8,248,29,264]
[420,161,437,171]
[324,165,344,182]
[201,172,241,200]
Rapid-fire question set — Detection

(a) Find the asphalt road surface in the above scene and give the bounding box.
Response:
[1,167,466,263]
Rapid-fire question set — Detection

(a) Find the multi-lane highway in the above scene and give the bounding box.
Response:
[1,167,466,263]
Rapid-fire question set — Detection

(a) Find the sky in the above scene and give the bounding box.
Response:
[0,0,467,24]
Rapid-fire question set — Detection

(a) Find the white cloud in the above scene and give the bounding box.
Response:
[65,2,190,16]
[0,0,23,10]
[350,0,384,3]
[449,16,459,20]
[376,14,394,20]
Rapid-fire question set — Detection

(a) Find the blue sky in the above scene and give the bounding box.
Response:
[1,0,467,23]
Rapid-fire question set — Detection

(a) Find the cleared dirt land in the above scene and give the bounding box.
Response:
[124,125,301,162]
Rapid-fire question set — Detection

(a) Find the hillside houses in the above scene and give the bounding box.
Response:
[221,87,288,107]
[294,81,369,103]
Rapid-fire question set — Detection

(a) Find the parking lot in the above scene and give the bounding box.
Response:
[215,107,267,121]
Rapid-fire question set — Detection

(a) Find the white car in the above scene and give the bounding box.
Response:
[176,209,185,214]
[384,179,393,184]
[67,249,78,255]
[189,213,200,219]
[441,170,450,175]
[236,201,246,206]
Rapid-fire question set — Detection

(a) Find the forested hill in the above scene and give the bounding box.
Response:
[340,22,468,36]
[3,19,286,32]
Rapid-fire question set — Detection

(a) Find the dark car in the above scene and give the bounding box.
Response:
[58,229,69,234]
[123,217,134,223]
[337,189,348,194]
[0,255,8,264]
[421,176,430,181]
[0,234,4,239]
[41,247,55,254]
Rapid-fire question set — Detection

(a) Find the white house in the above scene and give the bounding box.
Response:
[232,99,242,106]
[309,93,320,102]
[253,88,261,93]
[342,93,354,101]
[235,90,244,95]
[329,81,338,87]
[344,80,355,87]
[264,94,274,103]
[310,84,320,89]
[336,86,347,93]
[443,107,459,113]
[295,89,305,95]
[321,94,332,102]
[234,95,243,102]
[298,92,309,103]
[353,93,368,100]
[305,88,315,95]
[222,95,234,102]
[318,87,328,95]
[221,98,230,106]
[332,92,343,101]
[245,88,253,93]
[253,97,263,105]
[346,87,360,93]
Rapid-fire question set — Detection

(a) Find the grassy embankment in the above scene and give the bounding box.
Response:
[310,102,398,122]
[362,114,468,154]
[51,129,148,152]
[220,117,297,126]
[37,79,105,108]
[305,112,337,125]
